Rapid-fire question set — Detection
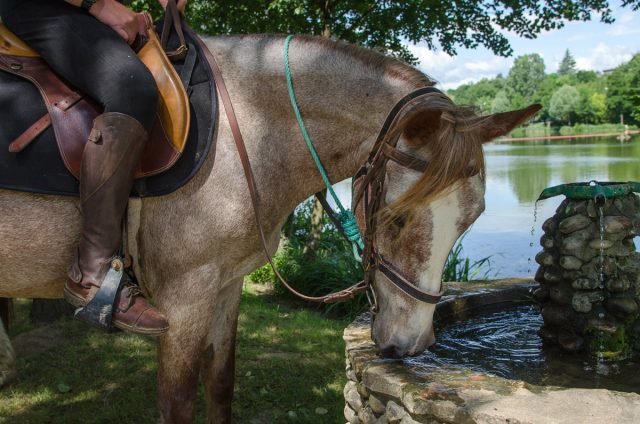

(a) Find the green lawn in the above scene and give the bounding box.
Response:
[0,284,349,423]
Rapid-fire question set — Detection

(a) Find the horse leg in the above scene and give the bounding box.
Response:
[0,319,15,387]
[156,288,217,424]
[201,279,243,424]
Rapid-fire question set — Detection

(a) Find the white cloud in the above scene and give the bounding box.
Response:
[407,43,511,89]
[406,44,455,73]
[575,42,636,71]
[619,11,635,24]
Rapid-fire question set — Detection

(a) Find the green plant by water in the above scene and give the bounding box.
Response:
[248,200,494,317]
[442,232,494,282]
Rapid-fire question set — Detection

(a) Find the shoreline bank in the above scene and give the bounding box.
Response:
[503,130,640,142]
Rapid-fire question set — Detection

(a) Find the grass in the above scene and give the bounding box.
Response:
[0,283,349,423]
[441,233,494,282]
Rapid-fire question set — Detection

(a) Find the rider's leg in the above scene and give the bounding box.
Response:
[4,0,168,335]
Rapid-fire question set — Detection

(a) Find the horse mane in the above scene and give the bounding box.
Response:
[381,95,486,228]
[294,35,434,89]
[292,36,485,226]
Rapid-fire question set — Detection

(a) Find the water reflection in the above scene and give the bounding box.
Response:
[472,134,640,277]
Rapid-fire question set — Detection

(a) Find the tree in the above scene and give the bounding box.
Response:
[447,77,504,113]
[133,0,640,64]
[507,54,546,107]
[605,53,640,125]
[558,49,577,75]
[549,85,581,125]
[590,92,608,124]
[491,91,510,114]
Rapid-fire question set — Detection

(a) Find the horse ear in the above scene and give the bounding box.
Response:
[472,104,542,143]
[403,109,443,147]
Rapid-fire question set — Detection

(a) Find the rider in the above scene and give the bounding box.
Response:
[0,0,186,335]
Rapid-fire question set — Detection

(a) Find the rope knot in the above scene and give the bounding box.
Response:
[339,210,364,249]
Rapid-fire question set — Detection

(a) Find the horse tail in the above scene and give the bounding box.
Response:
[0,298,13,331]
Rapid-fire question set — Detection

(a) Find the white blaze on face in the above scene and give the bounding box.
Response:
[372,169,485,358]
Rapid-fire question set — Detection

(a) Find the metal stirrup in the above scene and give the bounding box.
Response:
[73,259,124,330]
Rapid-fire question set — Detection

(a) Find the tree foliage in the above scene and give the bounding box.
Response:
[549,85,581,125]
[606,53,640,124]
[448,52,639,126]
[133,0,640,64]
[558,49,577,75]
[491,90,510,114]
[506,54,546,107]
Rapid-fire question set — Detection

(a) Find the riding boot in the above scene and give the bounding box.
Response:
[64,112,169,336]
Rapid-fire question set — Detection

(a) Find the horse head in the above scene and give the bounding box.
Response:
[354,95,541,358]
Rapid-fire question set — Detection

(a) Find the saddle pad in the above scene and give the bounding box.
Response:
[0,21,216,198]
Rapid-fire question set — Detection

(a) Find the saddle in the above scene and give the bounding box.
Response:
[0,14,217,197]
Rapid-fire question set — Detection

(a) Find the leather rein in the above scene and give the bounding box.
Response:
[204,43,445,307]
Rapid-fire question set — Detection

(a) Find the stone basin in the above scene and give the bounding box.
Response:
[343,278,640,424]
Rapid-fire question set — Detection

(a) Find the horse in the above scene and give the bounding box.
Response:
[0,34,539,422]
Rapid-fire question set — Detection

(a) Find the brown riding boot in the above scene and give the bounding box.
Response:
[64,112,169,336]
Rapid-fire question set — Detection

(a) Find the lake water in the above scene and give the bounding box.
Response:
[331,134,640,278]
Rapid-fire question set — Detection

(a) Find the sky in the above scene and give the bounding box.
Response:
[407,4,640,90]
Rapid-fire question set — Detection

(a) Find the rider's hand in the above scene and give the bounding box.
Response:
[157,0,188,14]
[89,0,148,45]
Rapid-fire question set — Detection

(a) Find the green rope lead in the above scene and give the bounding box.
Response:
[284,35,364,255]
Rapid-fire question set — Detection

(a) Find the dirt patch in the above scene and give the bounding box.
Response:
[11,326,64,359]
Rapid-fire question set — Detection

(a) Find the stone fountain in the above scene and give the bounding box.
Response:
[534,181,640,358]
[342,182,640,424]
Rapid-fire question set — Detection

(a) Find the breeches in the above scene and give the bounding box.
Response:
[3,0,158,130]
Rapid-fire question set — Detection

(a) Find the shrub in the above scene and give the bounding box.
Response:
[248,201,494,317]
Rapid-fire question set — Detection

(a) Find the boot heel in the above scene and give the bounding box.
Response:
[63,286,86,308]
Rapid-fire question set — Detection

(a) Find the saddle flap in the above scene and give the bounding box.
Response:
[137,20,190,174]
[0,23,38,57]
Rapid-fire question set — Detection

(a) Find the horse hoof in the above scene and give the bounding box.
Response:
[0,369,16,388]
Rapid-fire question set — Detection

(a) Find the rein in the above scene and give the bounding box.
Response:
[204,36,444,306]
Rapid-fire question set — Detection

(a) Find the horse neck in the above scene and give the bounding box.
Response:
[205,35,422,211]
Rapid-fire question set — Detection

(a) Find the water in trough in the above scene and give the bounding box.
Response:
[408,304,640,394]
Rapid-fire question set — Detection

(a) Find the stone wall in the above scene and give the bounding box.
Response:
[343,279,640,423]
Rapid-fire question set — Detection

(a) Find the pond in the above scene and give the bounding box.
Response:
[467,134,640,278]
[332,134,640,278]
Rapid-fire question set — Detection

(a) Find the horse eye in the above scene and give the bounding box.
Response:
[393,215,406,229]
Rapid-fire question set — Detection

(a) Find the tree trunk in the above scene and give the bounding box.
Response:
[303,190,326,257]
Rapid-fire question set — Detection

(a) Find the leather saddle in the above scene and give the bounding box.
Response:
[0,15,189,180]
[0,13,217,198]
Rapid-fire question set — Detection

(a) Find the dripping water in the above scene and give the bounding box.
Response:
[598,205,605,289]
[528,200,540,275]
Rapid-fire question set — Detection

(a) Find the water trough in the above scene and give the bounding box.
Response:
[343,279,640,423]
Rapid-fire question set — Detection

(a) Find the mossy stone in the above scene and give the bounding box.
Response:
[587,326,629,358]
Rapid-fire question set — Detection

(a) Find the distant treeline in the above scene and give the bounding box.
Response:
[447,50,640,127]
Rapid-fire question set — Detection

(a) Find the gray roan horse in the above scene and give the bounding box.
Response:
[0,34,539,422]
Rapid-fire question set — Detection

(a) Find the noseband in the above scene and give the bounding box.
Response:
[209,45,445,308]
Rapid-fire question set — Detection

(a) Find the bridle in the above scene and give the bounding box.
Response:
[326,86,449,313]
[204,44,447,310]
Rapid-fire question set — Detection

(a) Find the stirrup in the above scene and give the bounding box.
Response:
[73,258,124,331]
